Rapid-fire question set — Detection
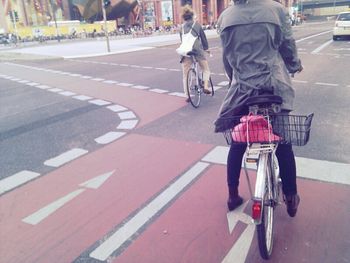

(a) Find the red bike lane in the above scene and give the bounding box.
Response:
[1,64,350,263]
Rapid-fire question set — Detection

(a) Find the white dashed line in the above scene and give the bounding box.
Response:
[311,40,333,54]
[94,132,126,144]
[26,82,40,86]
[48,88,64,92]
[91,78,104,81]
[118,83,133,87]
[218,81,229,86]
[36,85,51,89]
[73,95,92,101]
[103,80,119,84]
[59,91,76,96]
[169,92,187,98]
[118,111,137,120]
[155,67,167,70]
[117,120,139,129]
[315,82,339,87]
[81,76,92,79]
[0,170,41,195]
[132,85,150,90]
[292,79,308,83]
[44,148,88,167]
[106,105,127,112]
[149,88,168,93]
[89,99,111,106]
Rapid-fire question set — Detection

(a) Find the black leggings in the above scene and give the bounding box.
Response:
[227,143,297,195]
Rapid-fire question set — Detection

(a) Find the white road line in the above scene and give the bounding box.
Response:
[117,120,139,129]
[311,40,333,54]
[106,104,127,112]
[202,146,350,185]
[149,88,168,93]
[168,68,181,72]
[48,88,64,92]
[94,132,126,144]
[91,78,104,81]
[155,67,167,70]
[44,148,88,167]
[292,79,308,84]
[103,80,119,84]
[89,161,210,261]
[118,111,137,120]
[36,85,51,89]
[26,82,40,86]
[73,95,92,101]
[22,189,85,225]
[214,86,224,91]
[81,76,92,79]
[296,30,332,43]
[132,85,150,90]
[315,82,339,87]
[0,170,41,195]
[118,83,133,87]
[218,81,229,86]
[59,91,76,96]
[89,99,111,106]
[169,92,187,98]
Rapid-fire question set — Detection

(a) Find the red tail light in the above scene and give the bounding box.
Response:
[252,201,262,220]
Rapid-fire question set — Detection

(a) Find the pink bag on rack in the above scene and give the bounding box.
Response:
[231,115,281,143]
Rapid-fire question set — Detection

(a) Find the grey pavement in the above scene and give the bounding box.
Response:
[0,30,219,60]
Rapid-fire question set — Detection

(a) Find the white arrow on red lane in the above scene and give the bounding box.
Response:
[222,201,255,263]
[22,170,115,225]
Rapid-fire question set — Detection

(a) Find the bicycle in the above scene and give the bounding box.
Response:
[186,55,214,108]
[222,94,314,260]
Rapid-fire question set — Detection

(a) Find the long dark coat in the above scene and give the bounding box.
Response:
[214,0,302,132]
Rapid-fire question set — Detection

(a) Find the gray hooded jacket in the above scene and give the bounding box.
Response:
[214,0,301,132]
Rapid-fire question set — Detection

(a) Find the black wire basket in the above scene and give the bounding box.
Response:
[223,113,314,146]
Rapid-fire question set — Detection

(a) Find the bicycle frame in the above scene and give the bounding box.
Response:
[189,56,202,88]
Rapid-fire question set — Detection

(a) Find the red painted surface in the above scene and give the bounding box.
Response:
[0,134,213,263]
[113,165,350,263]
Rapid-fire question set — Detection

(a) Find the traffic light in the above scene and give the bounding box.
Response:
[103,0,111,8]
[8,11,19,22]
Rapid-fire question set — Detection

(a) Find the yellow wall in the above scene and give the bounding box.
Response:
[8,22,116,38]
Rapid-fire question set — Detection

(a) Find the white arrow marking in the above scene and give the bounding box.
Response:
[79,170,115,189]
[22,189,86,225]
[22,171,115,225]
[222,201,255,263]
[226,201,251,234]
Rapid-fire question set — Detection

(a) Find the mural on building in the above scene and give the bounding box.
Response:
[70,0,140,22]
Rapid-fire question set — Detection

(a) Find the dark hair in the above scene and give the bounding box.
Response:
[182,5,194,21]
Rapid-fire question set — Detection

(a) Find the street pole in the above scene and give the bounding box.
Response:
[50,0,60,42]
[101,0,111,53]
[11,10,19,46]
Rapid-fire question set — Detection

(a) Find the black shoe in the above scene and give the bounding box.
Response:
[284,194,300,217]
[227,187,243,211]
[227,196,243,211]
[185,98,190,103]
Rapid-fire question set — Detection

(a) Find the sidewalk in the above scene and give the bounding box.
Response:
[0,30,219,61]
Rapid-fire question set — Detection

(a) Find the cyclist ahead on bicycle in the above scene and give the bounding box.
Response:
[179,5,212,100]
[214,0,303,217]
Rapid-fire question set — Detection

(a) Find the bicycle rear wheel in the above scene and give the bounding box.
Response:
[187,68,201,108]
[256,154,275,259]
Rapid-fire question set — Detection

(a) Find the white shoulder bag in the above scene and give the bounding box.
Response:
[176,22,197,57]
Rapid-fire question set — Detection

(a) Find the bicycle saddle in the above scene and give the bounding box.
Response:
[246,95,283,106]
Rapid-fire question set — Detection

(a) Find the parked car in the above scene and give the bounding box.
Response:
[333,11,350,40]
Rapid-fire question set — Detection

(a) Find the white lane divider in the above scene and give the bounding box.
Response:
[117,120,139,130]
[22,170,115,225]
[202,146,350,185]
[315,82,339,87]
[89,162,209,261]
[118,111,137,120]
[0,170,41,195]
[88,99,111,106]
[311,39,333,54]
[44,148,88,167]
[94,132,126,144]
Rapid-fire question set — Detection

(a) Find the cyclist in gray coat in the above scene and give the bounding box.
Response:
[215,0,303,216]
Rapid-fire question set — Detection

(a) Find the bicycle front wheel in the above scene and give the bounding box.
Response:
[187,68,201,108]
[256,154,275,260]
